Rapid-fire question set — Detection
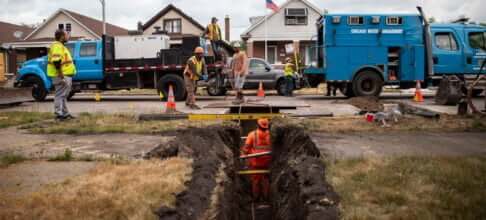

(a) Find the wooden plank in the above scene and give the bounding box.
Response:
[0,52,5,82]
[188,113,284,121]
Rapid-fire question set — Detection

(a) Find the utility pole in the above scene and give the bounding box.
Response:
[99,0,106,35]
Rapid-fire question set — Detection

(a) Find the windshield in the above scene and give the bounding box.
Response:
[468,32,486,51]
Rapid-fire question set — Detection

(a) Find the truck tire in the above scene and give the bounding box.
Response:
[352,70,383,97]
[25,76,48,101]
[207,76,227,96]
[157,74,186,101]
[67,91,76,100]
[435,77,462,105]
[339,83,355,97]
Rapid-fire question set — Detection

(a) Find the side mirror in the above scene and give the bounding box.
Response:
[265,66,271,72]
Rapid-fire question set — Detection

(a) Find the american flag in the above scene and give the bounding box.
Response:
[266,0,279,13]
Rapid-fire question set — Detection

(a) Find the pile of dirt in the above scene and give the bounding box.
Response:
[146,125,241,220]
[347,96,384,112]
[270,122,340,219]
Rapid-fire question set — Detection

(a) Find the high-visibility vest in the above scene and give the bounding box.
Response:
[207,23,221,41]
[284,63,294,77]
[247,129,272,168]
[184,56,203,80]
[47,41,76,78]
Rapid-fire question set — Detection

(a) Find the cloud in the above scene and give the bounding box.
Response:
[1,0,484,41]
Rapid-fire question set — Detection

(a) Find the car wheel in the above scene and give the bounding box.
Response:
[352,70,383,97]
[25,76,48,101]
[157,74,186,101]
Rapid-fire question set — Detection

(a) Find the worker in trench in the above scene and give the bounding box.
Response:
[47,29,77,121]
[183,47,208,110]
[231,42,248,104]
[241,118,272,204]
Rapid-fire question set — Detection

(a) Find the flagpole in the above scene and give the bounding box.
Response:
[264,7,268,62]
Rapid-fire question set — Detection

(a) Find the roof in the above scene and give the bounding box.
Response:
[0,21,34,43]
[142,4,205,31]
[24,8,129,40]
[241,0,323,38]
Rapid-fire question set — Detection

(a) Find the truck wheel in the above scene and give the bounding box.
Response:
[67,91,76,100]
[207,77,227,96]
[25,76,48,101]
[157,74,186,101]
[435,77,462,105]
[276,79,287,96]
[339,83,355,97]
[352,71,383,97]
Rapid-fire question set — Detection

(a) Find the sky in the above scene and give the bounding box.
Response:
[1,0,485,41]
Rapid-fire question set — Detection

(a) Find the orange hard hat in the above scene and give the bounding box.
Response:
[257,118,269,129]
[194,47,204,54]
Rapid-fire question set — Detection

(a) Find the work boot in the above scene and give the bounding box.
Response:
[190,104,201,110]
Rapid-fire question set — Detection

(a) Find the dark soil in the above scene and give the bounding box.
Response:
[347,96,384,112]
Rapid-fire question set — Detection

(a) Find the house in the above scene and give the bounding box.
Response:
[0,21,33,81]
[141,4,206,46]
[2,8,128,74]
[241,0,323,65]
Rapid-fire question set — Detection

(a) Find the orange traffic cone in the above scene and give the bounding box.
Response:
[166,85,177,113]
[413,81,424,102]
[257,81,265,98]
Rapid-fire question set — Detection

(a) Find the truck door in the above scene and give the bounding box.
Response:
[246,59,276,89]
[75,42,103,81]
[432,29,463,74]
[465,31,486,74]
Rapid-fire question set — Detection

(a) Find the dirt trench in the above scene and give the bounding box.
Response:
[146,121,339,220]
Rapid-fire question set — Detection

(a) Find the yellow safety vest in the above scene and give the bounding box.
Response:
[207,24,221,41]
[189,56,203,80]
[47,41,76,78]
[284,63,294,77]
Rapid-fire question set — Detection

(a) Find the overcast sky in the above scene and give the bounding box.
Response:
[1,0,484,41]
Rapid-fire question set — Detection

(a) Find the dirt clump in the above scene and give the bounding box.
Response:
[347,96,384,112]
[270,121,340,220]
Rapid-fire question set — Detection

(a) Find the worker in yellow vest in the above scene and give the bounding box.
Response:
[47,29,77,121]
[183,47,207,110]
[205,17,222,41]
[284,57,295,97]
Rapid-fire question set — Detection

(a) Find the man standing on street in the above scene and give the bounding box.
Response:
[284,57,295,97]
[231,42,248,104]
[184,47,207,110]
[47,29,76,121]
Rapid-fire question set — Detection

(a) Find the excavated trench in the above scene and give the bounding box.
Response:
[147,120,339,220]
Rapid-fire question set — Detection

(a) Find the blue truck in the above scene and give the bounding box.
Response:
[305,7,486,104]
[14,35,235,101]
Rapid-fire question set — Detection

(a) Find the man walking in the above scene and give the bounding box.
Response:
[47,29,76,121]
[231,42,248,104]
[284,57,295,96]
[183,47,207,110]
[241,118,272,202]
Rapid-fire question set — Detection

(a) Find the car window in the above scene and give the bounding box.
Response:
[249,60,268,71]
[435,32,459,51]
[468,32,486,51]
[65,44,75,55]
[79,43,97,57]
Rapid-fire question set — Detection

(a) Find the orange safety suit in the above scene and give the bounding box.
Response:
[241,128,272,199]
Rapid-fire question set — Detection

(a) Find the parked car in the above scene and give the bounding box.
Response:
[205,58,303,96]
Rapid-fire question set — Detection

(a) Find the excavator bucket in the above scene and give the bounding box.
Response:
[0,87,33,106]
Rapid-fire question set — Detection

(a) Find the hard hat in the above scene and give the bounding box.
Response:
[257,118,269,129]
[194,47,204,54]
[233,42,242,48]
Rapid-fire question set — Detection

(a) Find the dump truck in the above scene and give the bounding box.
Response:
[304,7,486,105]
[14,34,235,101]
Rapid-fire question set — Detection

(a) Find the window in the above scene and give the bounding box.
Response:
[79,43,97,57]
[435,32,459,51]
[285,8,308,25]
[163,19,182,33]
[250,59,269,71]
[65,44,75,55]
[468,32,486,50]
[58,23,64,30]
[386,16,403,25]
[66,23,72,32]
[348,16,364,25]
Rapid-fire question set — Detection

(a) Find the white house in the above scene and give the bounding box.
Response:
[241,0,323,65]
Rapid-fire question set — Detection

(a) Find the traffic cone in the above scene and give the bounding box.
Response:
[257,81,265,98]
[165,85,177,113]
[413,81,424,102]
[95,91,101,102]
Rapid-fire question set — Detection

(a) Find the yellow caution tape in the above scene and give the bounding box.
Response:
[237,170,270,175]
[188,113,284,121]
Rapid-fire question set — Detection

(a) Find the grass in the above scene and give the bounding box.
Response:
[0,112,52,128]
[0,158,192,220]
[22,112,224,135]
[48,149,73,162]
[0,154,25,167]
[326,156,486,219]
[298,114,486,133]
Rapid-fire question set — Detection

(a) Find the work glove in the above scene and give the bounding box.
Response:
[202,74,209,81]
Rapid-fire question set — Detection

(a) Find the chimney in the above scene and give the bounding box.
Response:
[225,15,230,41]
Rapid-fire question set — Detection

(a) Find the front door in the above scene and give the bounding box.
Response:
[74,42,102,81]
[465,31,486,74]
[432,29,463,74]
[267,46,277,64]
[0,52,5,82]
